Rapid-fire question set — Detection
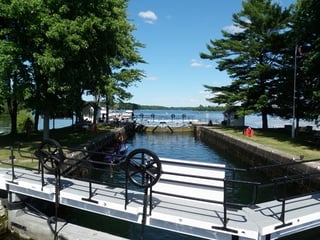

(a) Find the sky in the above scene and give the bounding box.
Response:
[125,0,295,107]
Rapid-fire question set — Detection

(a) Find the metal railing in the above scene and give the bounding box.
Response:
[1,142,320,236]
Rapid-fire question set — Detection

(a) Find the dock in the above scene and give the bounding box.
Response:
[0,147,319,240]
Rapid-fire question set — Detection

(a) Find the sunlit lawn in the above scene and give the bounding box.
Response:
[213,126,320,160]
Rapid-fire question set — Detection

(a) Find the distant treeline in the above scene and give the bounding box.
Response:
[115,103,225,112]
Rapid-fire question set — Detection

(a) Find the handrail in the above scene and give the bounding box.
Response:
[249,158,320,171]
[1,143,319,235]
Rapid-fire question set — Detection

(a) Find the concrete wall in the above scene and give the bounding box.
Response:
[62,124,134,178]
[196,126,320,180]
[0,196,8,237]
[7,202,128,240]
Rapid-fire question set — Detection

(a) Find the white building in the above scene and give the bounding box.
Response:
[223,107,245,127]
[82,105,133,123]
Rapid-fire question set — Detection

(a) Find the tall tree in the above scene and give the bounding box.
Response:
[85,0,145,123]
[0,0,36,135]
[0,0,144,138]
[290,0,320,125]
[200,0,292,129]
[271,0,320,135]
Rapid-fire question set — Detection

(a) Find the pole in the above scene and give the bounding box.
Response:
[292,44,298,139]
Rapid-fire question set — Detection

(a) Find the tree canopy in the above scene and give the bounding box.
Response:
[291,0,320,124]
[200,0,292,129]
[200,0,320,131]
[0,0,144,138]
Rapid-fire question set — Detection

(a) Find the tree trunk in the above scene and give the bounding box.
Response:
[295,117,300,137]
[261,111,268,129]
[93,105,97,124]
[34,110,39,132]
[106,102,109,123]
[93,95,100,124]
[42,93,52,140]
[7,97,18,135]
[43,107,50,139]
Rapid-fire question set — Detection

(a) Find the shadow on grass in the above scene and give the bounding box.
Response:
[214,126,320,157]
[256,128,319,151]
[0,125,112,149]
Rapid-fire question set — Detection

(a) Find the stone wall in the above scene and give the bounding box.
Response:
[61,127,127,178]
[196,126,320,181]
[0,196,8,237]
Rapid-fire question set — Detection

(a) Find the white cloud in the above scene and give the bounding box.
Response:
[223,24,246,34]
[138,10,158,24]
[190,59,212,68]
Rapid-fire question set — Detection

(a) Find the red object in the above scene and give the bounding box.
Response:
[244,127,254,137]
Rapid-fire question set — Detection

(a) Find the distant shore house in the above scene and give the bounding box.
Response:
[82,104,133,123]
[222,107,244,127]
[82,104,107,123]
[81,104,95,123]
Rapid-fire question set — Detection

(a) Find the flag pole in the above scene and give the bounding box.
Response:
[292,44,298,139]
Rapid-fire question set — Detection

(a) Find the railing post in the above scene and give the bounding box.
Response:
[149,186,153,215]
[10,146,16,182]
[223,178,227,229]
[82,163,98,203]
[41,162,45,190]
[140,187,149,239]
[125,165,129,210]
[279,176,287,224]
[251,184,258,206]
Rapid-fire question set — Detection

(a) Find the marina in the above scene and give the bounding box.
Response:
[2,110,320,134]
[0,131,319,240]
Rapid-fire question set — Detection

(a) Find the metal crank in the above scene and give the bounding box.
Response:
[125,148,162,188]
[36,138,65,172]
[35,139,162,189]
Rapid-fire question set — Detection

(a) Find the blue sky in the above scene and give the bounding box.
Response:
[126,0,295,107]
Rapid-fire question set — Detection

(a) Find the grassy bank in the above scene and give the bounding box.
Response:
[213,126,320,160]
[0,124,113,167]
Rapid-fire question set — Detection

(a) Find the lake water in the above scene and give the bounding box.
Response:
[132,109,320,130]
[1,109,319,132]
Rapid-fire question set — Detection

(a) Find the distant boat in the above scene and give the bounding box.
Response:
[120,110,133,120]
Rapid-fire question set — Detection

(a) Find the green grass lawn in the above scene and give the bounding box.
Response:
[0,124,113,167]
[213,126,320,160]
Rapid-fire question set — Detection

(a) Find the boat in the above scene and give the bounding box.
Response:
[120,110,133,120]
[81,106,134,123]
